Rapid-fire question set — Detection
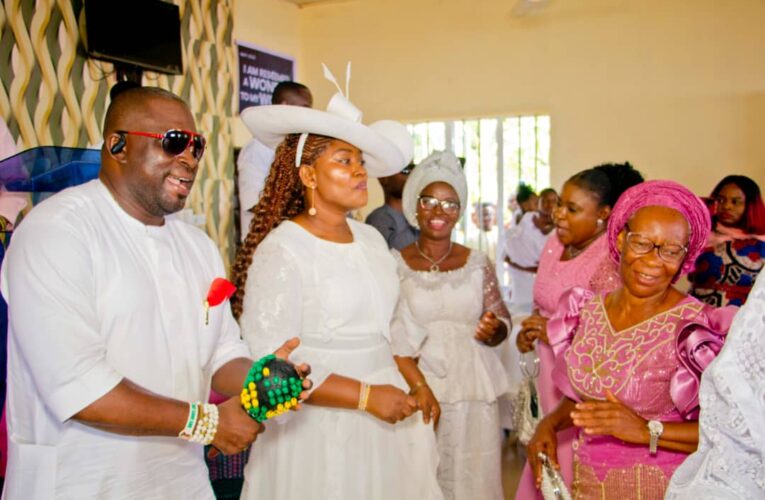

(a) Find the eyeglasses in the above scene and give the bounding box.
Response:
[118,129,206,161]
[625,230,688,263]
[417,195,461,214]
[400,164,414,175]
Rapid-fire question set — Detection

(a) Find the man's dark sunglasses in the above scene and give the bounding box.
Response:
[118,129,206,160]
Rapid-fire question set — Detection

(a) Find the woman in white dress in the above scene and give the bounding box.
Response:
[231,69,442,500]
[391,151,511,500]
[502,188,558,308]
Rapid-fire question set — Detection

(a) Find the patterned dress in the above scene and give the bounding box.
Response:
[689,237,765,306]
[548,288,736,499]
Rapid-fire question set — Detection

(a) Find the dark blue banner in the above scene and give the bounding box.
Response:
[237,42,295,113]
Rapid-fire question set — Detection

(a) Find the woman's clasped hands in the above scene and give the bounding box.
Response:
[365,384,419,424]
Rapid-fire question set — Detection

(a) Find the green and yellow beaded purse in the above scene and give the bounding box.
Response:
[241,354,304,422]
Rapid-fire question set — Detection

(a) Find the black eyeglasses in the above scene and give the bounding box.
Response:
[625,229,687,263]
[418,195,461,214]
[118,129,206,160]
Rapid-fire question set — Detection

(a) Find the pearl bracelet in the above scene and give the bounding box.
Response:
[189,403,219,446]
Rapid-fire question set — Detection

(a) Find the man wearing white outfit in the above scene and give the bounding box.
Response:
[0,87,306,499]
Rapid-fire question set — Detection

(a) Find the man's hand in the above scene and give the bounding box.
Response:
[211,397,265,455]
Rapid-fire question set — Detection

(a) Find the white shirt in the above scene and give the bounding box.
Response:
[1,180,250,499]
[238,138,274,239]
[502,211,550,268]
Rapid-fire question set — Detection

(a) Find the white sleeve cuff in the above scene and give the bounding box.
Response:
[47,363,123,422]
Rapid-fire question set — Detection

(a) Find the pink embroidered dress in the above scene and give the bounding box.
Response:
[547,287,736,499]
[515,233,620,500]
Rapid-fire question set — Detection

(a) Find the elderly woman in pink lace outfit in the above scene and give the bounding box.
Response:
[526,180,738,499]
[515,163,643,498]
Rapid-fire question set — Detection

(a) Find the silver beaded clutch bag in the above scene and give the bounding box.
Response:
[537,452,571,500]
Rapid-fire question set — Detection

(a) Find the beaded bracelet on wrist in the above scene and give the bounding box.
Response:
[190,403,219,445]
[178,402,219,445]
[178,402,199,440]
[241,354,304,423]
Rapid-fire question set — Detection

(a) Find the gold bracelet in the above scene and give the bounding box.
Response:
[358,382,372,411]
[409,379,427,395]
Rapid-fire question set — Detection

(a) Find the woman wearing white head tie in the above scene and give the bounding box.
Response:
[390,151,511,500]
[231,65,442,500]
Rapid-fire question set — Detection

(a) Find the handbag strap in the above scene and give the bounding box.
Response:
[520,351,540,379]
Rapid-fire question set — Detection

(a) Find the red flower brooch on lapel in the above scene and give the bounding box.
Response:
[205,278,237,325]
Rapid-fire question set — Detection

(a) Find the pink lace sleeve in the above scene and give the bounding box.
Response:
[482,257,512,330]
[588,255,621,294]
[548,287,595,401]
[671,303,738,419]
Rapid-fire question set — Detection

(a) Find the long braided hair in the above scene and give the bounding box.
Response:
[230,133,333,319]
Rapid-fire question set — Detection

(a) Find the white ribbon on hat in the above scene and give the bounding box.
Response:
[295,133,309,167]
[295,62,361,167]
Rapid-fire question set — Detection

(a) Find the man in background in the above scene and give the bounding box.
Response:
[468,201,498,261]
[238,81,313,238]
[365,162,418,249]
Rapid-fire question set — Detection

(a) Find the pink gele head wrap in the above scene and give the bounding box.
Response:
[607,180,712,278]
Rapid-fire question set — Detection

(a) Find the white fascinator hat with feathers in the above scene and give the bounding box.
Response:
[241,63,413,178]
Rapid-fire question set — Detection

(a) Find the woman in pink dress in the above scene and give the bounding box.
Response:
[527,180,737,499]
[514,163,643,498]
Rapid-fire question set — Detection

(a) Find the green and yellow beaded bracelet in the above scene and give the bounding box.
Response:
[241,354,304,422]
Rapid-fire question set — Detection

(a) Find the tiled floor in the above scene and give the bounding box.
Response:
[502,438,526,499]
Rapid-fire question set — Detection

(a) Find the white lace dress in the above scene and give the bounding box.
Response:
[665,275,765,500]
[239,220,442,500]
[391,250,511,500]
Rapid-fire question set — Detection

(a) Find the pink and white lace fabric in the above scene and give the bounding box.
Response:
[666,275,765,499]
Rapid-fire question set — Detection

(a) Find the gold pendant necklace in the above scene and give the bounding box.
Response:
[416,240,453,272]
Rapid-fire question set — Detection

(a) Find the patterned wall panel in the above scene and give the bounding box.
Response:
[0,0,237,268]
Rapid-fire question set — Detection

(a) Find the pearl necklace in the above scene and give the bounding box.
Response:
[416,240,453,272]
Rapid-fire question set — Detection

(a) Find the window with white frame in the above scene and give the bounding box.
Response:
[407,116,551,269]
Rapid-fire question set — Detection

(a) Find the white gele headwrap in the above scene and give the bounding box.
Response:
[294,62,360,168]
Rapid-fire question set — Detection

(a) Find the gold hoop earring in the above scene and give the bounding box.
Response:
[308,185,317,216]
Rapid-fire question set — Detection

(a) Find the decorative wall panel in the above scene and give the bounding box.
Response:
[0,0,237,268]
